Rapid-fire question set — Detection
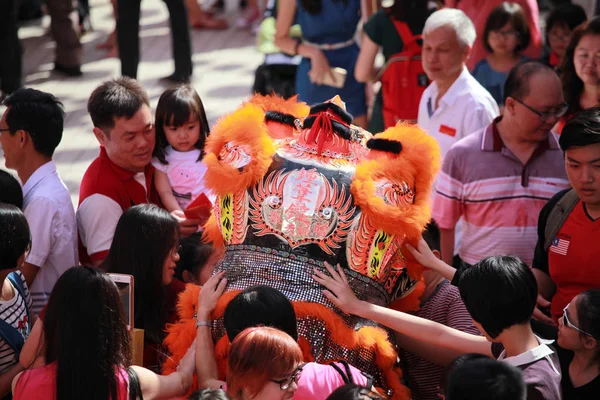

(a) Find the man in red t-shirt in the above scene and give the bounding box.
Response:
[77,77,200,266]
[532,108,600,325]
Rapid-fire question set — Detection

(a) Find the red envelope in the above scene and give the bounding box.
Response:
[184,193,213,222]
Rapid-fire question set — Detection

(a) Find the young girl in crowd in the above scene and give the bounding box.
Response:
[152,85,212,216]
[541,3,587,70]
[12,266,196,400]
[556,289,600,399]
[102,204,185,372]
[226,326,304,400]
[0,204,33,397]
[175,232,223,285]
[472,2,530,107]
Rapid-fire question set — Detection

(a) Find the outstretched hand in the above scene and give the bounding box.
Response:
[312,262,363,315]
[405,237,439,270]
[197,271,227,319]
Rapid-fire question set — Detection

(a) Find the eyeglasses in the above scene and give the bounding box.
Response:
[548,32,571,43]
[0,128,11,133]
[511,97,568,122]
[562,304,594,338]
[271,363,305,390]
[490,29,519,39]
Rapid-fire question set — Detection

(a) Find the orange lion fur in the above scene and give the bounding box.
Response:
[352,122,441,242]
[163,286,411,399]
[247,94,310,117]
[203,103,277,197]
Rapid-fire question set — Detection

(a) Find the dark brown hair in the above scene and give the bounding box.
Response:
[482,2,530,54]
[153,85,210,164]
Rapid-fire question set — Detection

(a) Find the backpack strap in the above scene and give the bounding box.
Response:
[7,273,30,333]
[0,273,32,359]
[330,361,353,384]
[0,319,24,359]
[391,20,421,51]
[543,189,579,251]
[127,367,144,400]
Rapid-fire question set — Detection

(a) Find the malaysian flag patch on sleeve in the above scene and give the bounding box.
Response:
[550,237,570,255]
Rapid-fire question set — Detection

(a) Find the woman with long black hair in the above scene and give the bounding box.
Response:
[12,266,195,399]
[102,204,185,372]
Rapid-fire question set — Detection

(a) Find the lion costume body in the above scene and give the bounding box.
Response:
[163,95,440,399]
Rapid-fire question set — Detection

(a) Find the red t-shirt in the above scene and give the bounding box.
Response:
[548,201,600,320]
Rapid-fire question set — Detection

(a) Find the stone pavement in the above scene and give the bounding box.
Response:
[0,0,263,206]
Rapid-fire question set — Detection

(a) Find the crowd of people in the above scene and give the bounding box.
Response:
[1,0,600,399]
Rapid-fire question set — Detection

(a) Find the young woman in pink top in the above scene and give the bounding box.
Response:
[12,266,196,400]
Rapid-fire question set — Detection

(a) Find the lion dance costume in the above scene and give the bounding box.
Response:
[163,95,440,399]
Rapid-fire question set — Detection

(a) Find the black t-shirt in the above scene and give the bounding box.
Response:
[556,344,600,400]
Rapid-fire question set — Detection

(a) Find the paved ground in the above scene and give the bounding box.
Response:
[1,0,263,206]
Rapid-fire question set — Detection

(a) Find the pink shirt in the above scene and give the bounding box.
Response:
[400,281,480,400]
[13,363,129,400]
[294,362,368,400]
[446,0,542,70]
[224,362,368,399]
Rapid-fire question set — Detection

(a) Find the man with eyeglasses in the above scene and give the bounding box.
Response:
[432,61,570,269]
[532,107,600,330]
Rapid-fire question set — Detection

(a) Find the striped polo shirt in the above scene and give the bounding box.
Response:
[400,280,480,400]
[432,119,570,266]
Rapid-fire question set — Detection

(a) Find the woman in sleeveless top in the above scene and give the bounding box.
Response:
[12,266,196,400]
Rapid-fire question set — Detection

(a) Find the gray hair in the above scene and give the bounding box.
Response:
[423,8,476,48]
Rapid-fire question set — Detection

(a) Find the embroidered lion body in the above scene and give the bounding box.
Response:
[163,95,440,399]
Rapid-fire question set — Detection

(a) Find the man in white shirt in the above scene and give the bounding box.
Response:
[0,89,78,314]
[418,8,499,159]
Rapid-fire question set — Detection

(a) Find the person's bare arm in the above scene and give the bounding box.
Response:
[20,317,44,369]
[532,269,556,301]
[274,0,333,84]
[355,34,380,83]
[532,269,557,325]
[439,228,456,266]
[0,363,24,397]
[195,272,227,388]
[395,332,476,367]
[313,263,492,358]
[406,238,456,282]
[11,371,24,396]
[133,341,196,399]
[155,170,182,213]
[20,263,39,288]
